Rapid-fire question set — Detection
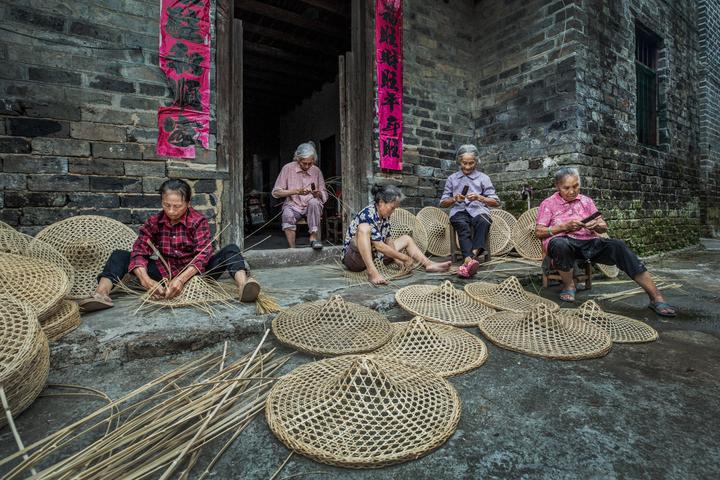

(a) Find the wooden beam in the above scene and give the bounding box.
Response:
[235,0,345,39]
[226,18,244,249]
[243,22,340,56]
[215,0,233,172]
[298,0,350,17]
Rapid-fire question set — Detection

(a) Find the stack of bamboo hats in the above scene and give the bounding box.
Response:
[395,280,495,327]
[389,208,429,254]
[0,295,50,426]
[465,276,559,313]
[272,295,393,355]
[36,215,137,298]
[265,355,461,467]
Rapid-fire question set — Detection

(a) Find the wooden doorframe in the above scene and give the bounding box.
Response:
[217,0,373,247]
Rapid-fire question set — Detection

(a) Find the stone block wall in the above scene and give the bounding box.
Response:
[0,0,221,234]
[698,0,720,237]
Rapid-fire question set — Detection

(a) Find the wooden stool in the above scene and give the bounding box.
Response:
[325,216,344,244]
[449,225,491,264]
[541,255,593,290]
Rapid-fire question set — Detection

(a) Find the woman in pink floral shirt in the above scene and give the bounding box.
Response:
[535,167,676,316]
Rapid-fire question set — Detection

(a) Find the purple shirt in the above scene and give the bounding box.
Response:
[536,192,600,251]
[272,162,328,212]
[440,170,500,218]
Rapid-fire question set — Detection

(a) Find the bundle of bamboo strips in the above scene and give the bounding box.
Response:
[0,332,290,480]
[592,282,682,303]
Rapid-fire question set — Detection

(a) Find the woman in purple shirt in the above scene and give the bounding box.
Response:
[439,145,501,278]
[535,167,676,316]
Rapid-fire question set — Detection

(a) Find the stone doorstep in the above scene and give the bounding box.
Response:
[243,245,342,270]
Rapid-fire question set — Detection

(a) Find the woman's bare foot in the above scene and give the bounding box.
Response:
[425,260,451,273]
[367,271,389,285]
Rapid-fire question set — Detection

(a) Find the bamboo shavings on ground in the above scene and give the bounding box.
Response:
[591,282,682,303]
[255,292,283,314]
[0,331,291,480]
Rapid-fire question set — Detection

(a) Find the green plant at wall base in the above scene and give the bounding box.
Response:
[497,177,554,218]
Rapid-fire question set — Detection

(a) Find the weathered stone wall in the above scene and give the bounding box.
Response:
[372,0,476,213]
[698,0,720,237]
[0,0,221,234]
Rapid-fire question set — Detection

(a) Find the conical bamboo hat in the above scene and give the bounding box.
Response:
[272,295,393,356]
[390,208,429,254]
[479,303,612,360]
[40,300,81,341]
[567,300,658,343]
[265,355,461,468]
[511,207,543,261]
[0,252,70,319]
[395,280,495,327]
[464,276,559,313]
[375,316,488,376]
[417,207,452,256]
[490,209,517,255]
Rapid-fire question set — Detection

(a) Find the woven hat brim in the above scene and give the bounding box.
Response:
[41,300,81,341]
[567,309,659,343]
[464,281,560,313]
[395,284,496,327]
[490,209,517,255]
[479,311,612,360]
[511,207,543,261]
[374,321,488,377]
[417,207,452,257]
[390,208,429,254]
[0,253,70,319]
[272,301,393,356]
[265,355,461,468]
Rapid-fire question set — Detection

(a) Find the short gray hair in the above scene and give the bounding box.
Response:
[293,141,317,161]
[455,144,480,163]
[371,184,403,204]
[553,167,580,184]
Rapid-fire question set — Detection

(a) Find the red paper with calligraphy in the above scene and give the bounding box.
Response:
[375,0,403,171]
[157,0,211,158]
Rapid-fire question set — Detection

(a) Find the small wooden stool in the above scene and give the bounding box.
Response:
[541,256,593,290]
[449,225,491,263]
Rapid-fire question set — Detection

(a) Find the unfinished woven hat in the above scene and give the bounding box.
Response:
[343,257,414,286]
[374,316,488,377]
[131,276,235,315]
[0,228,75,293]
[40,300,81,341]
[36,215,137,299]
[465,276,559,313]
[0,252,70,319]
[567,300,658,343]
[272,295,393,356]
[0,295,50,427]
[417,206,452,256]
[390,207,429,254]
[479,303,612,360]
[395,280,495,327]
[511,207,543,261]
[490,209,517,256]
[594,233,620,278]
[265,354,461,468]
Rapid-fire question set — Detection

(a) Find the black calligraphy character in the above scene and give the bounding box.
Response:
[382,138,399,158]
[380,49,399,69]
[380,8,399,27]
[171,78,203,110]
[380,26,397,47]
[381,92,399,111]
[166,6,203,43]
[165,43,205,76]
[164,115,203,147]
[382,115,401,136]
[380,69,398,91]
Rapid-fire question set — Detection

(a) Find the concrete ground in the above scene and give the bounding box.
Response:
[1,243,719,479]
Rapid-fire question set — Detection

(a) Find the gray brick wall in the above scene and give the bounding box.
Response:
[698,0,720,236]
[0,0,221,234]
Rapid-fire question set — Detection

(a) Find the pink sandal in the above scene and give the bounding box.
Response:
[457,259,480,279]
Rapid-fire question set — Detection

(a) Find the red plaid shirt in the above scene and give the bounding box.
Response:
[128,207,213,279]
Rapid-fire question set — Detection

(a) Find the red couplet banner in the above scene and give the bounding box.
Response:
[157,0,211,159]
[375,0,403,171]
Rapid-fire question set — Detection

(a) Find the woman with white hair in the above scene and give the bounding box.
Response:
[439,144,501,278]
[272,141,327,249]
[535,166,676,316]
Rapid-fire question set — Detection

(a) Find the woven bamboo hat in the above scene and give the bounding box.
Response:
[395,280,495,327]
[0,252,70,319]
[511,207,543,261]
[0,295,50,427]
[265,355,461,468]
[568,300,658,343]
[40,300,81,341]
[36,215,137,298]
[417,207,452,256]
[138,276,234,309]
[390,208,429,254]
[0,220,13,230]
[465,276,559,313]
[595,234,620,278]
[0,228,75,293]
[487,214,511,256]
[479,303,612,360]
[490,209,517,255]
[374,316,488,377]
[272,295,393,356]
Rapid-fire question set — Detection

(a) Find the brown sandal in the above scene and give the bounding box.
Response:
[240,278,261,302]
[77,293,114,312]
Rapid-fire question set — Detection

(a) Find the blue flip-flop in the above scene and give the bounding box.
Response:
[559,289,576,302]
[648,301,677,317]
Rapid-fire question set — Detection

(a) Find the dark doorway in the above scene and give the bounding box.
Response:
[237,1,351,250]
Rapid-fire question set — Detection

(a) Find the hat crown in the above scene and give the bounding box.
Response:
[524,303,562,328]
[316,295,356,323]
[393,316,444,347]
[333,356,397,400]
[427,281,459,304]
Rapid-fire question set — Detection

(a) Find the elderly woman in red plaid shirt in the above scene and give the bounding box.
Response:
[78,179,260,311]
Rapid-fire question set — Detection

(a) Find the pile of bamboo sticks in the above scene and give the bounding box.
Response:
[0,332,290,480]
